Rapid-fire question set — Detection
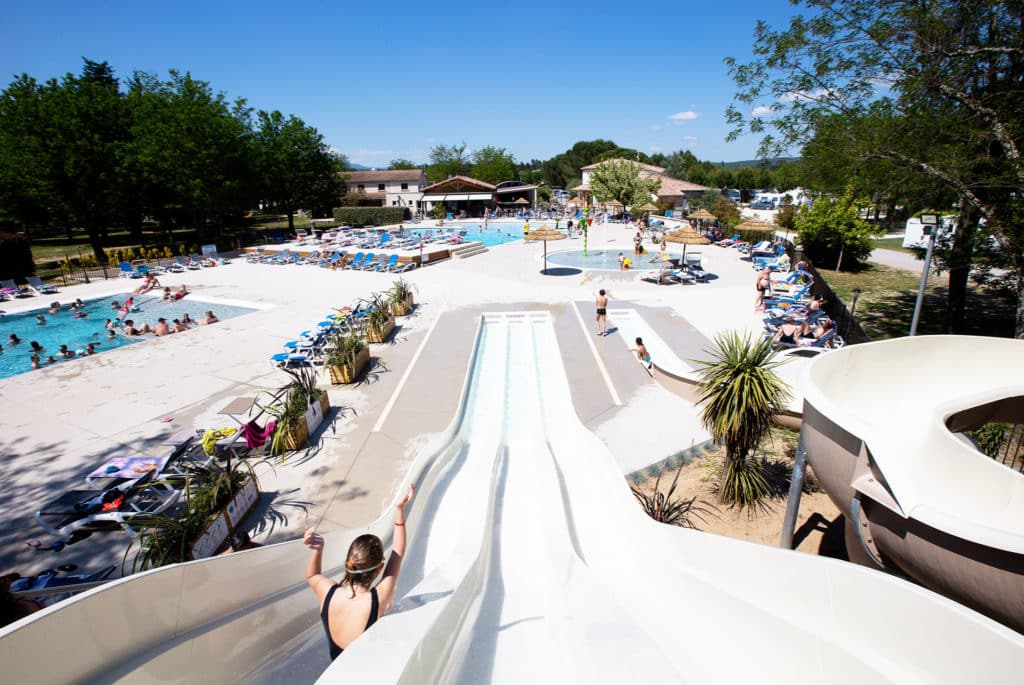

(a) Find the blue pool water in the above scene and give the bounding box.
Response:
[409,222,525,249]
[0,295,256,379]
[545,249,671,271]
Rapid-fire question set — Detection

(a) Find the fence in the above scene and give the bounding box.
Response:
[32,252,244,288]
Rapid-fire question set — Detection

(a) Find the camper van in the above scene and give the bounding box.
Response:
[902,215,956,248]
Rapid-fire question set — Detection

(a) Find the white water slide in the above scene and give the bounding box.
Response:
[2,314,1022,684]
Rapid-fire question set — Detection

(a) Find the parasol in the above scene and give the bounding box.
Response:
[525,226,568,274]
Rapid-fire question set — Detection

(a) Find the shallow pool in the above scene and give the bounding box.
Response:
[0,295,256,379]
[545,249,671,271]
[409,222,525,249]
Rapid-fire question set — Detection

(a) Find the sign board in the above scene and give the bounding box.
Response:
[225,477,259,528]
[201,244,218,257]
[191,511,230,559]
[919,214,938,225]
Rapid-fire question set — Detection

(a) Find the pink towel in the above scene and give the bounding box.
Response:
[243,419,277,450]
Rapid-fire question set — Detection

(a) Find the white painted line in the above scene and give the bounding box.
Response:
[571,301,622,406]
[373,306,446,432]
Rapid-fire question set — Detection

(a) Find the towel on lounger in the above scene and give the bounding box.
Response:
[201,427,237,456]
[243,419,277,450]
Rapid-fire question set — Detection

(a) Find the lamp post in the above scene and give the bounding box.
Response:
[847,287,861,339]
[909,214,938,336]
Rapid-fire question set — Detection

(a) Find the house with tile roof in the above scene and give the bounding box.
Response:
[342,169,428,213]
[573,158,712,211]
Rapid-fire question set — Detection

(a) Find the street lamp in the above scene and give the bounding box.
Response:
[847,287,861,338]
[909,214,938,336]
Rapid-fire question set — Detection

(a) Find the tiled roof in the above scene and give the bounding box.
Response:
[657,177,712,195]
[343,169,426,183]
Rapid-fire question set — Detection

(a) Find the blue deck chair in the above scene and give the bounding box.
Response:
[373,254,398,272]
[344,252,366,269]
[118,261,141,278]
[26,276,58,295]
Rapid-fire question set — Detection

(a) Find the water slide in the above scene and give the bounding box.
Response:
[3,317,1023,683]
[799,335,1024,633]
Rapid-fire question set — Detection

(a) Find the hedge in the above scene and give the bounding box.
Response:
[332,207,409,226]
[0,233,35,281]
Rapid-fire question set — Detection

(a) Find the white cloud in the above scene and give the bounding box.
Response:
[779,88,834,104]
[668,111,699,124]
[648,145,662,152]
[752,105,774,118]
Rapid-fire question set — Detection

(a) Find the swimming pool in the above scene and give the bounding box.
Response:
[544,249,670,271]
[0,295,257,379]
[409,222,525,249]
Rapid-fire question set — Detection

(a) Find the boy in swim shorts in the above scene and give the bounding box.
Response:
[595,289,609,336]
[632,337,652,370]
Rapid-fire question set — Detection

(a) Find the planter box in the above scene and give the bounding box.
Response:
[282,419,309,452]
[391,294,414,317]
[328,346,370,384]
[319,391,330,416]
[190,476,260,559]
[305,396,326,436]
[366,316,395,344]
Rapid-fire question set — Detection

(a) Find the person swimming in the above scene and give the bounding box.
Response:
[36,314,46,325]
[30,341,43,352]
[8,334,20,346]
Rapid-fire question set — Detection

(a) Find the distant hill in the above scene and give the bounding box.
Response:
[346,163,372,170]
[717,157,799,168]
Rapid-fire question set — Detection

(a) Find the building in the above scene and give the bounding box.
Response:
[573,158,712,211]
[342,169,427,213]
[419,176,538,218]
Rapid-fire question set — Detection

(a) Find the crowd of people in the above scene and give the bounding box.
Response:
[3,289,221,371]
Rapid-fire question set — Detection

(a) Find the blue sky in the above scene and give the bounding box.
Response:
[0,0,802,167]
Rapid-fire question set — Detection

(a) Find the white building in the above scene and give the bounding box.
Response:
[573,159,711,211]
[342,169,427,212]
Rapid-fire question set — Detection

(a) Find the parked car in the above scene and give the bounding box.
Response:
[749,199,777,210]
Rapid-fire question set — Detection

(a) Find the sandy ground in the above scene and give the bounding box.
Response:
[633,447,846,559]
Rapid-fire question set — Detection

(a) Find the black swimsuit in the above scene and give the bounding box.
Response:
[321,585,379,661]
[596,307,606,315]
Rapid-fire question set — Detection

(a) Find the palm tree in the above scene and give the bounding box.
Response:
[694,332,790,506]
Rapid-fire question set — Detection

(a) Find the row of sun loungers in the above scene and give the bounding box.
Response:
[1,277,57,300]
[249,248,416,273]
[269,303,375,368]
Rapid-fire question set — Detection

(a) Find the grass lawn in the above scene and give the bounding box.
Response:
[816,263,1016,339]
[871,237,918,254]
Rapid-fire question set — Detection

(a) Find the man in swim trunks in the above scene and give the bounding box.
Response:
[153,318,171,336]
[595,289,609,336]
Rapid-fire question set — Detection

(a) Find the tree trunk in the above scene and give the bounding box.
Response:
[946,211,976,333]
[835,242,844,272]
[287,209,295,232]
[87,224,107,263]
[1015,270,1024,339]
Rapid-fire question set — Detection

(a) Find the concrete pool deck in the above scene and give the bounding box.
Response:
[0,229,769,580]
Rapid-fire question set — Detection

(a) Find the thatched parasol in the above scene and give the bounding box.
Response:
[689,208,717,221]
[525,226,567,274]
[662,228,710,260]
[605,200,624,208]
[637,202,660,213]
[513,197,531,205]
[736,219,775,232]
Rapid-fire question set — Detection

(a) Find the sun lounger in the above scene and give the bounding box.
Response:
[35,473,181,541]
[371,254,398,272]
[392,260,417,273]
[187,254,205,269]
[344,252,366,269]
[25,276,58,295]
[269,352,310,368]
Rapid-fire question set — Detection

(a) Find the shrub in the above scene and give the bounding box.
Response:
[332,206,408,226]
[0,233,35,280]
[796,190,882,270]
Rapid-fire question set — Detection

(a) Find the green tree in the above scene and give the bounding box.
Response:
[388,158,419,170]
[699,189,722,211]
[725,0,1024,336]
[39,59,128,259]
[539,139,620,189]
[0,75,53,235]
[588,160,662,211]
[123,69,255,242]
[796,190,882,270]
[776,198,798,239]
[470,146,517,184]
[254,110,345,229]
[695,332,790,506]
[426,142,471,182]
[712,197,741,228]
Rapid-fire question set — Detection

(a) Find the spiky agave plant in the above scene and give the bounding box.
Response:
[694,331,791,506]
[630,465,718,529]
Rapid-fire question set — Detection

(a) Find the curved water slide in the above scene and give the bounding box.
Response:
[799,335,1024,633]
[2,319,1023,684]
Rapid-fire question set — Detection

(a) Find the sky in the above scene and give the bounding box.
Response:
[0,0,803,168]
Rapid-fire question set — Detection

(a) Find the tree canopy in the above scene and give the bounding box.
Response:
[726,0,1024,336]
[426,142,471,182]
[588,160,662,210]
[470,146,517,185]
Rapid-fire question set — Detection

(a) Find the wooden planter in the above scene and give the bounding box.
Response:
[391,294,414,317]
[366,316,396,344]
[328,346,370,384]
[319,390,330,415]
[282,419,309,452]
